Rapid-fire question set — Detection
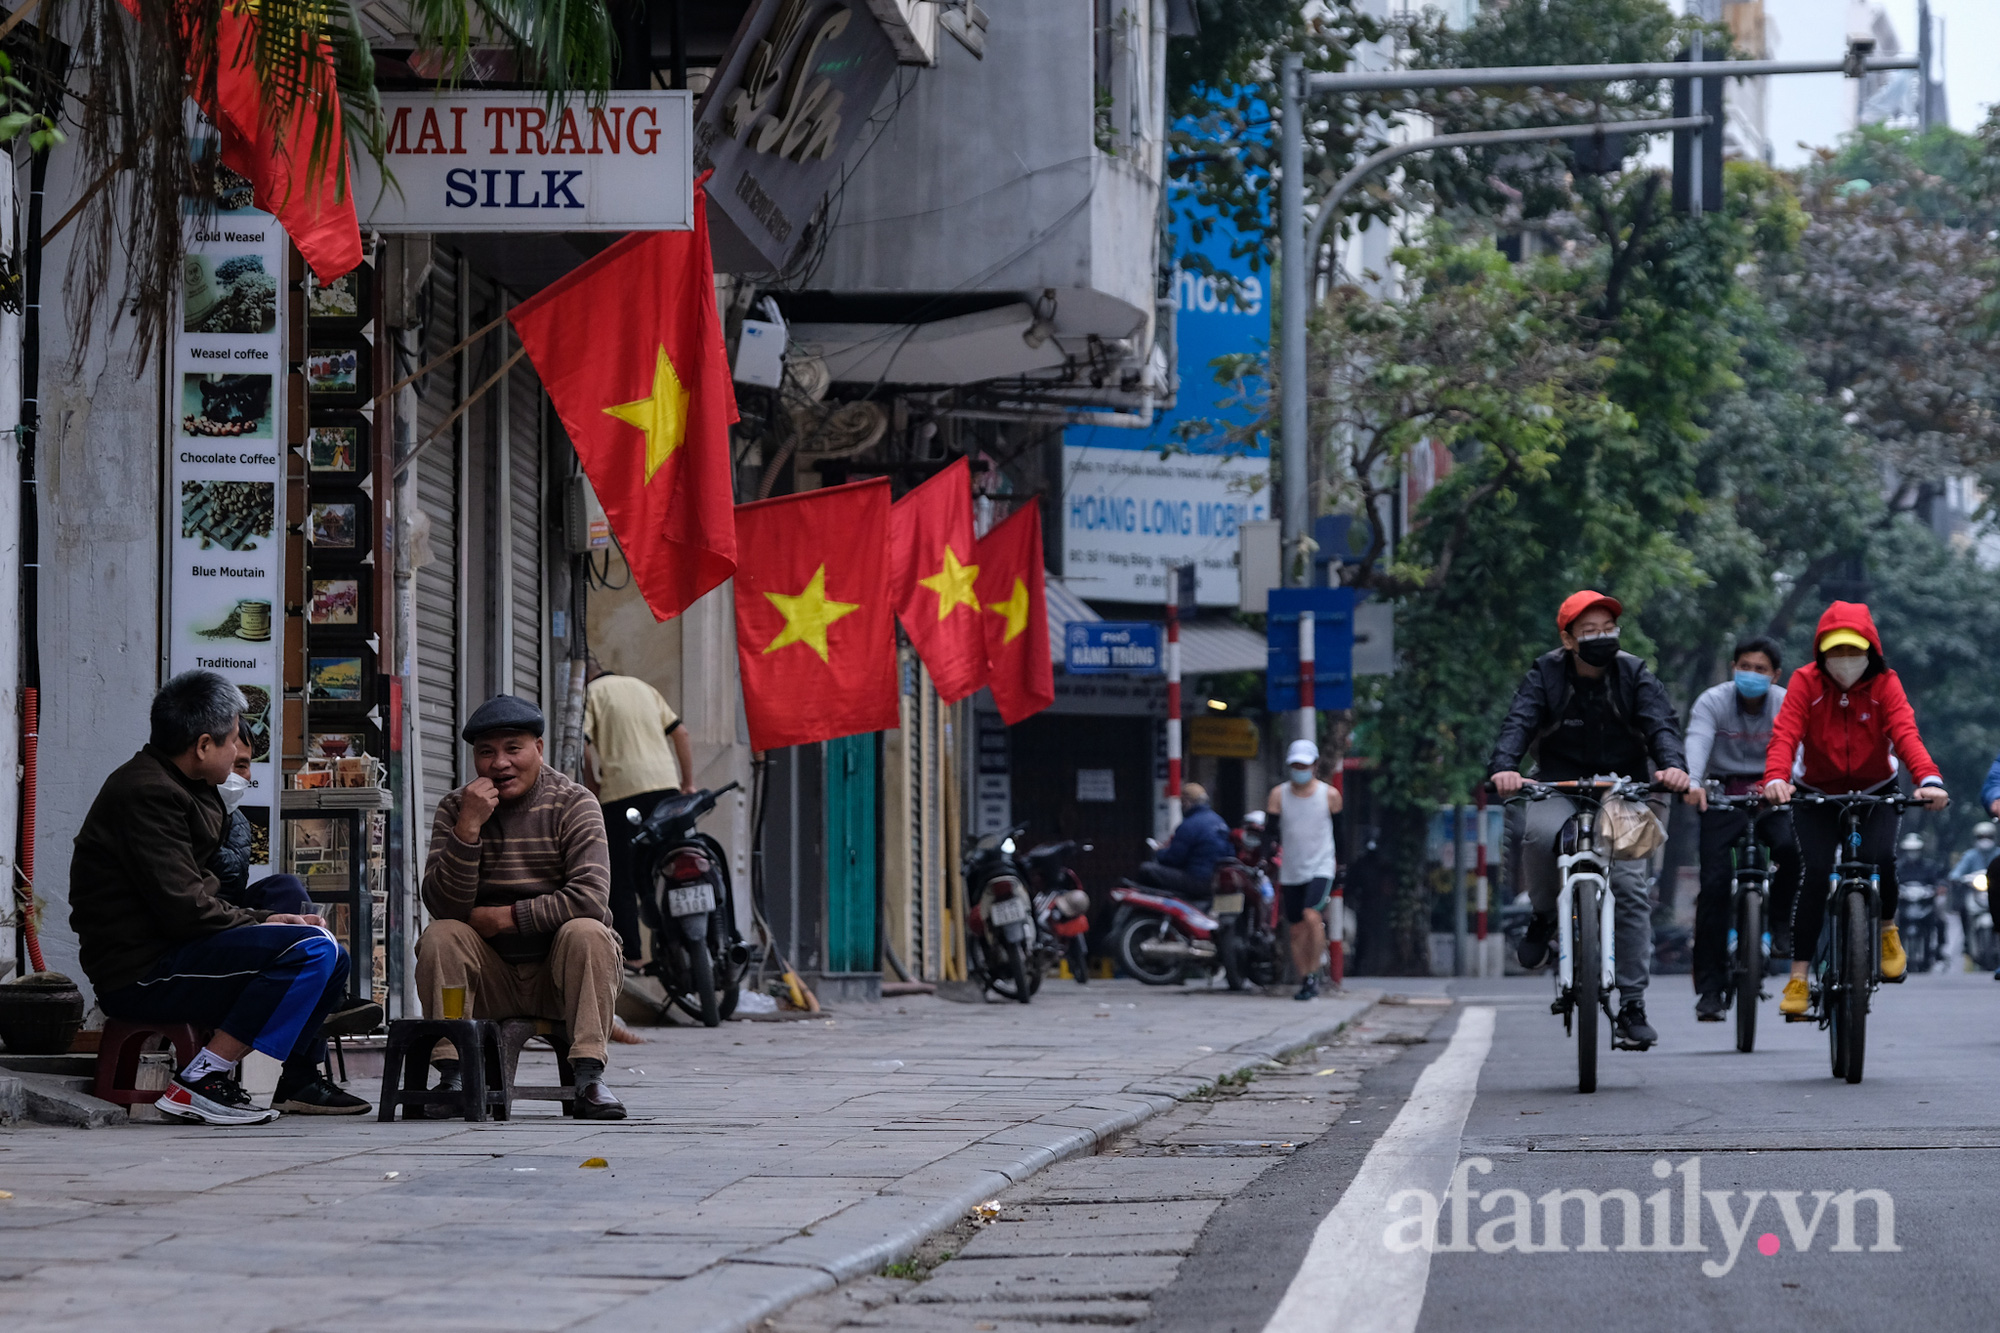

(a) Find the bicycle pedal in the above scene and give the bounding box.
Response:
[1549,998,1568,1015]
[1612,1037,1654,1052]
[1882,973,1906,984]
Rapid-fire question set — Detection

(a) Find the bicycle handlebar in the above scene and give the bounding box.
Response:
[1787,790,1941,810]
[1491,777,1674,802]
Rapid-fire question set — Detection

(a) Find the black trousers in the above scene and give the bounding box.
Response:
[1692,805,1801,995]
[601,788,677,960]
[1135,862,1210,899]
[1791,799,1900,957]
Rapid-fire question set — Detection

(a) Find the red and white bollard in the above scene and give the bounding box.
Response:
[1165,581,1182,831]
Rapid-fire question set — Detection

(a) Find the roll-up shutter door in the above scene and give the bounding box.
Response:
[414,244,463,814]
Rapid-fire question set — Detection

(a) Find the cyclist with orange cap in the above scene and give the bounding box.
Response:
[1490,590,1690,1050]
[1763,601,1949,1016]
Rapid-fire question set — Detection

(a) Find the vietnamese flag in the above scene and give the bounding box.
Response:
[890,458,988,703]
[125,0,364,279]
[974,503,1054,725]
[510,202,739,621]
[734,478,900,751]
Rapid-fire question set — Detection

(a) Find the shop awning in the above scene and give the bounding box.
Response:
[1045,575,1099,663]
[1178,620,1268,675]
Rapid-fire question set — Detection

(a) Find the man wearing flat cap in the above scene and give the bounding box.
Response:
[415,694,626,1118]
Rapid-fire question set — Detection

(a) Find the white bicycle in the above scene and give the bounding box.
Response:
[1506,777,1666,1094]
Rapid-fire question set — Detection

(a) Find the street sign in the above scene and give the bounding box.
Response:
[1065,622,1162,675]
[349,92,694,232]
[1266,587,1355,712]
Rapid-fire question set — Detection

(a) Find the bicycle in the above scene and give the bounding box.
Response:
[1704,788,1776,1054]
[1502,777,1668,1094]
[1786,791,1938,1084]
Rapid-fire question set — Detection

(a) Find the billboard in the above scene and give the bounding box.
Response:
[1061,197,1271,607]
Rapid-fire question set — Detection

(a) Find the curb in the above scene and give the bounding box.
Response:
[9,1070,125,1128]
[659,987,1382,1333]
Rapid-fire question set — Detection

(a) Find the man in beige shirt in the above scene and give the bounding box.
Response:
[583,659,695,967]
[417,694,625,1119]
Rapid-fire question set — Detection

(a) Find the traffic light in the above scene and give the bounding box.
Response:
[1671,53,1725,216]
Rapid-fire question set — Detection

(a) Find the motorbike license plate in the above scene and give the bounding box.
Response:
[667,882,717,917]
[1211,893,1245,915]
[987,896,1029,926]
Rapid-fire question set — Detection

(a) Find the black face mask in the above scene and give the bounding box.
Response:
[1574,634,1620,669]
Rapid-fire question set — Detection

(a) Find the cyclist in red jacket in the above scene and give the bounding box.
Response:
[1763,601,1949,1015]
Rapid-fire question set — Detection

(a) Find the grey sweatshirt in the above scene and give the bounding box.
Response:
[1685,680,1788,782]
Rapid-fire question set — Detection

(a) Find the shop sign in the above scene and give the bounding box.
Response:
[170,175,288,873]
[1188,714,1258,759]
[695,0,903,270]
[1065,622,1161,675]
[348,92,694,232]
[1061,162,1271,606]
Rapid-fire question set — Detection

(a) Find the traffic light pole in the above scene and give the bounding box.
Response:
[1275,51,1921,579]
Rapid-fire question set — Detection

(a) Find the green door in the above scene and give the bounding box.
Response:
[824,733,878,972]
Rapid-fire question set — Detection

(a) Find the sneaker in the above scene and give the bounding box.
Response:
[1293,973,1320,1002]
[156,1070,280,1126]
[1614,1001,1657,1050]
[1779,976,1811,1017]
[1880,925,1907,981]
[322,1000,384,1038]
[1695,991,1727,1022]
[423,1061,463,1120]
[1517,912,1557,970]
[273,1076,372,1116]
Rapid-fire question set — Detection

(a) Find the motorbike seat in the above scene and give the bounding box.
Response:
[1027,841,1077,872]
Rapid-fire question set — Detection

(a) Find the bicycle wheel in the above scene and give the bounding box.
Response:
[1573,884,1599,1095]
[1735,887,1762,1054]
[1841,890,1871,1084]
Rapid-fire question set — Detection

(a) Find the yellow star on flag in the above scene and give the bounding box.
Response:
[917,546,981,621]
[602,345,690,482]
[987,577,1031,644]
[762,565,860,663]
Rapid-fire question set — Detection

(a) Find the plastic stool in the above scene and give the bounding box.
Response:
[93,1019,206,1107]
[497,1019,577,1115]
[376,1018,509,1122]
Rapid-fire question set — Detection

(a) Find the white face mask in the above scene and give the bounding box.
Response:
[218,772,252,811]
[1824,655,1867,690]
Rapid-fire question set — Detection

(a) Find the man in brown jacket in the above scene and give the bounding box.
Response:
[416,694,625,1119]
[71,670,370,1123]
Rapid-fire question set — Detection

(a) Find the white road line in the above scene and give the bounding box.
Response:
[1262,1005,1496,1333]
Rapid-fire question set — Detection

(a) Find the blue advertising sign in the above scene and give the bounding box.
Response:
[1266,588,1356,712]
[1060,124,1272,608]
[1065,622,1163,675]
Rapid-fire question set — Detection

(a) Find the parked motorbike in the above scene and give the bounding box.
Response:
[1110,837,1246,985]
[1895,875,1948,975]
[1021,838,1094,983]
[965,826,1039,1002]
[628,782,750,1027]
[1211,857,1282,991]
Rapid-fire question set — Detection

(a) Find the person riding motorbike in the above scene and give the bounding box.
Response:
[1950,822,1997,879]
[1489,590,1690,1050]
[1763,601,1949,1016]
[1134,784,1231,899]
[1683,636,1803,1022]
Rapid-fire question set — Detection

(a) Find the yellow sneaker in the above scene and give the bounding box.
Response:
[1779,976,1810,1016]
[1880,924,1906,981]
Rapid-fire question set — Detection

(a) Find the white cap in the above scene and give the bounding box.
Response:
[1286,740,1319,767]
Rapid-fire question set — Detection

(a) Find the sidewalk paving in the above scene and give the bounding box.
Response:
[0,980,1377,1333]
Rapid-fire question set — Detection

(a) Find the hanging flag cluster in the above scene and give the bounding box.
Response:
[506,202,1052,752]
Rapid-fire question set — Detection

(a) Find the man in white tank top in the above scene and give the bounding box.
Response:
[1267,740,1342,1000]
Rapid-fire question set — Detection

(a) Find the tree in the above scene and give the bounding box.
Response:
[51,0,616,359]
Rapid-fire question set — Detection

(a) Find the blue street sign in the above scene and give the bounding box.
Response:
[1266,587,1356,711]
[1065,622,1162,675]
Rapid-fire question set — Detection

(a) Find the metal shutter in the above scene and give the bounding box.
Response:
[413,245,463,812]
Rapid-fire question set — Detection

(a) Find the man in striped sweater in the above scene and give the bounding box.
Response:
[417,695,626,1119]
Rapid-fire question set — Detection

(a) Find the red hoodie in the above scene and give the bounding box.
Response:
[1763,601,1941,792]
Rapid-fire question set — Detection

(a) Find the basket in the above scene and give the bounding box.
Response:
[0,972,87,1054]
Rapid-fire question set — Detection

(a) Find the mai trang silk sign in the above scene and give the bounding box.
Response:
[348,92,695,232]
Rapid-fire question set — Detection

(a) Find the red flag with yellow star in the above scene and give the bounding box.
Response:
[890,458,988,703]
[733,478,900,751]
[973,502,1054,725]
[509,201,738,621]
